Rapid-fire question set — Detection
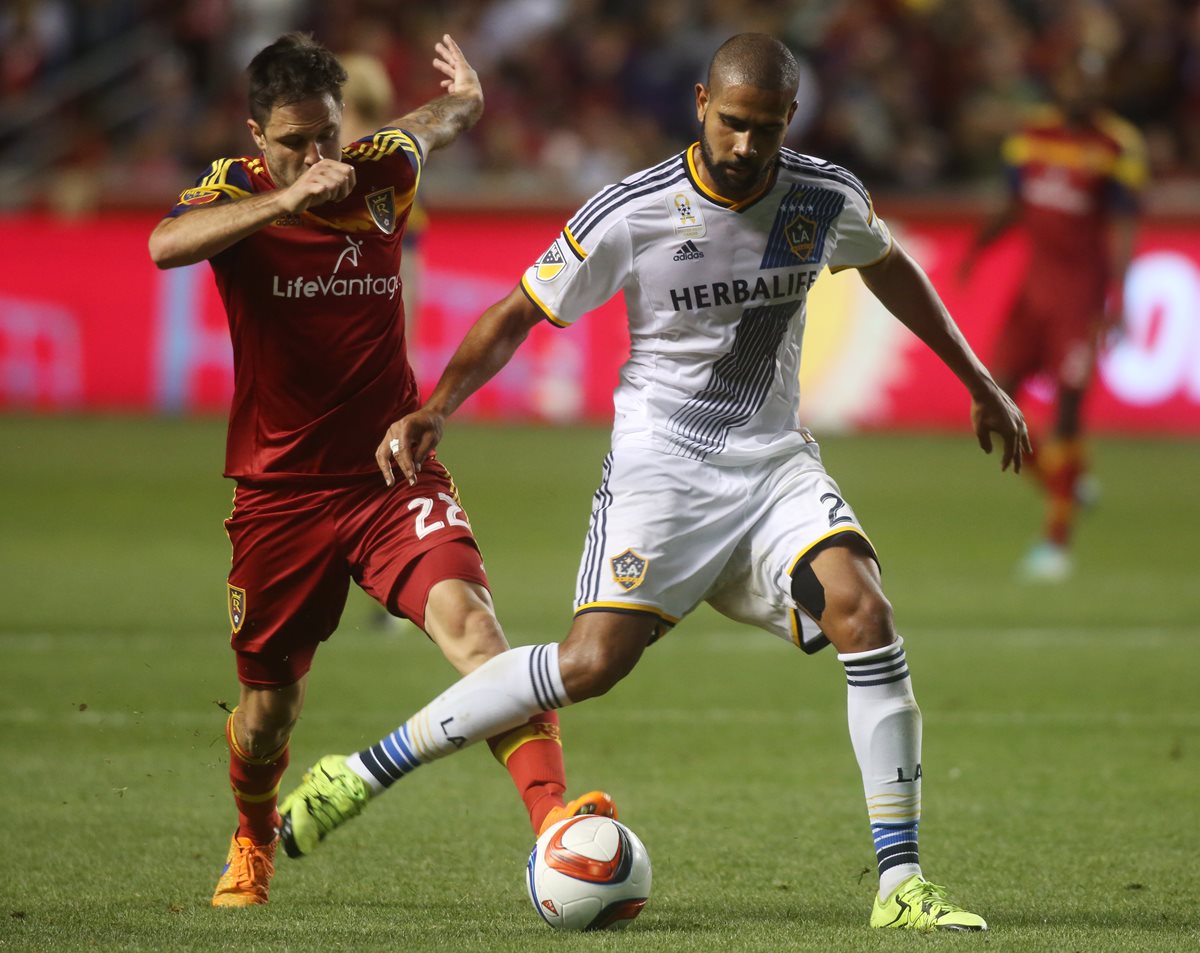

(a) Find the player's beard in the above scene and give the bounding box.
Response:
[698,127,770,199]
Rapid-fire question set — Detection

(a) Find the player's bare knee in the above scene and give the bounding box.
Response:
[443,608,508,675]
[823,587,895,654]
[558,615,653,701]
[236,708,297,758]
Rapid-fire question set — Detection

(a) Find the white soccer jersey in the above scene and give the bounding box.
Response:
[521,145,893,465]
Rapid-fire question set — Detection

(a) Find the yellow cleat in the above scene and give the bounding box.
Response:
[870,875,987,932]
[538,790,618,836]
[212,833,277,907]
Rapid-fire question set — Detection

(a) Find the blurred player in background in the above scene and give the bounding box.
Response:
[961,53,1146,582]
[281,33,1030,932]
[148,31,611,909]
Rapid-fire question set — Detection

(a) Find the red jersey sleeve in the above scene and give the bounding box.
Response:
[165,158,256,218]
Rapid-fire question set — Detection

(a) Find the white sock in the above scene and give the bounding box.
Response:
[838,637,923,898]
[347,644,569,793]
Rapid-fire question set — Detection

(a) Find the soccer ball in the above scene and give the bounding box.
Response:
[525,815,652,931]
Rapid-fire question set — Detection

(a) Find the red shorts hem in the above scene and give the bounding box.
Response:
[389,538,490,630]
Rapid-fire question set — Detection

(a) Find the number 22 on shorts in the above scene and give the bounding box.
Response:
[408,493,471,539]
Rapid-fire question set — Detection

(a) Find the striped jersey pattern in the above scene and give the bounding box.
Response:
[519,144,892,466]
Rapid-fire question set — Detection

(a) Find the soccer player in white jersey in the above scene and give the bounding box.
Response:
[279,33,1029,933]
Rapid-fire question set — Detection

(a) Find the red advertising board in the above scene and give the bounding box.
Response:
[1,210,1198,433]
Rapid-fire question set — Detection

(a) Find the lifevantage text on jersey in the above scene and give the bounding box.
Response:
[668,268,821,312]
[271,273,401,300]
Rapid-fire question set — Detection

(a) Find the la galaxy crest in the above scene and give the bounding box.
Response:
[227,583,247,634]
[610,548,649,591]
[365,187,397,234]
[785,212,818,260]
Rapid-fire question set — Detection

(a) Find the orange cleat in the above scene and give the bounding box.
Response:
[212,833,277,907]
[538,790,618,836]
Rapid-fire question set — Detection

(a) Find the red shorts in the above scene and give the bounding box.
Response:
[224,458,489,687]
[991,280,1104,391]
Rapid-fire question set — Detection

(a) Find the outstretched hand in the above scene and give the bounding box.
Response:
[432,34,481,100]
[376,408,447,487]
[970,384,1032,473]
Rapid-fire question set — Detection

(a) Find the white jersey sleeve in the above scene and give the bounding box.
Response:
[826,174,893,273]
[519,197,634,327]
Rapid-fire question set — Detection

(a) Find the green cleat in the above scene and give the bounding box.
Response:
[278,755,370,858]
[870,875,988,932]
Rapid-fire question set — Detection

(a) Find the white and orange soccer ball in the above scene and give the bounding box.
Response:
[525,815,652,931]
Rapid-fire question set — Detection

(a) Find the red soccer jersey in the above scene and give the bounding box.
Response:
[167,128,423,483]
[1001,107,1147,312]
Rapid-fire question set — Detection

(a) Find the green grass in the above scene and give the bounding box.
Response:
[1,416,1197,952]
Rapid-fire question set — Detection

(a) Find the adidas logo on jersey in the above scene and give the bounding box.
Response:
[673,240,705,261]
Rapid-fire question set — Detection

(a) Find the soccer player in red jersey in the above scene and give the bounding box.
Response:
[149,32,611,908]
[962,56,1147,581]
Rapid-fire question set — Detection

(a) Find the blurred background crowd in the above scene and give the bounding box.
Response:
[3,0,1198,215]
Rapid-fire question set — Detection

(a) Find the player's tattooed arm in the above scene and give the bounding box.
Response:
[395,34,483,155]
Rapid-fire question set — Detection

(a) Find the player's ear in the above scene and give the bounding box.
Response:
[247,118,266,150]
[695,83,709,122]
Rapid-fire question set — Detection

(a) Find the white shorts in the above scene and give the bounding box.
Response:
[572,439,876,653]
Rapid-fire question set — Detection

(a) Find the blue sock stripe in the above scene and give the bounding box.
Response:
[871,821,919,874]
[386,729,424,772]
[390,726,422,770]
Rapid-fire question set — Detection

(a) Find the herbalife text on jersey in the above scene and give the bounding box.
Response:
[668,268,820,312]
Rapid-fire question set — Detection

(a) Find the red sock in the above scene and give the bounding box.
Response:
[1039,438,1085,546]
[487,711,566,833]
[226,711,288,845]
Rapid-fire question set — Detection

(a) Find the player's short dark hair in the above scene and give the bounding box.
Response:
[707,33,799,97]
[247,32,348,125]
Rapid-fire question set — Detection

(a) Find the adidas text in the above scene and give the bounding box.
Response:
[673,241,704,261]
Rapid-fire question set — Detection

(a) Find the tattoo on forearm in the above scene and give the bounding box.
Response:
[406,94,482,149]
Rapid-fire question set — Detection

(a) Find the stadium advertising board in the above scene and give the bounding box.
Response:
[1,212,1198,433]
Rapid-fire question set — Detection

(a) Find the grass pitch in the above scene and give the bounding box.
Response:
[1,416,1197,952]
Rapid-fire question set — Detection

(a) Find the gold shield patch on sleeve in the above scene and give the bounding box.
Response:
[610,549,649,591]
[227,583,247,634]
[365,187,397,234]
